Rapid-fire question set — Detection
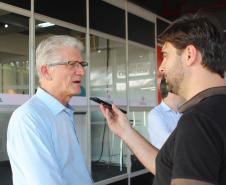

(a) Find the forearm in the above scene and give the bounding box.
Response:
[122,126,158,174]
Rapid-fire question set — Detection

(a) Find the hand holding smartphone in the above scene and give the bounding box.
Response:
[90,97,127,114]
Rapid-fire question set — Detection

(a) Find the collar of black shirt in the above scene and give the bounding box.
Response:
[178,86,226,113]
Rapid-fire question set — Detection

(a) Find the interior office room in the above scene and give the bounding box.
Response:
[0,0,226,185]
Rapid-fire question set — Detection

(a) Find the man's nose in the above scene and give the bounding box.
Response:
[76,66,85,76]
[158,62,165,75]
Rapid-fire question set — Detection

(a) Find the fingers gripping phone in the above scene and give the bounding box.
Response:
[90,97,127,114]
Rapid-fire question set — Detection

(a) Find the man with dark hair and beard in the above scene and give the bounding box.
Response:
[99,13,226,185]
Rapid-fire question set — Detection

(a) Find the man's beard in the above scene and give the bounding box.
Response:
[167,77,181,95]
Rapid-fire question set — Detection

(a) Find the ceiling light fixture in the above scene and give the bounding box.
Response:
[37,22,55,28]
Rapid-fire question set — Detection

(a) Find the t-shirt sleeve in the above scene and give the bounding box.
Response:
[172,112,223,184]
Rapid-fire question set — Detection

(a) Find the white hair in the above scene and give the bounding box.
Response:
[36,35,84,78]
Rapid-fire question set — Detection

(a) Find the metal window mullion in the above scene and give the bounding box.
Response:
[125,1,131,185]
[86,0,91,172]
[29,0,35,96]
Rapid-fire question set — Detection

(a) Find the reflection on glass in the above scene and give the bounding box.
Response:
[35,20,86,96]
[128,44,156,107]
[0,11,29,94]
[91,110,127,182]
[128,111,149,172]
[90,35,126,100]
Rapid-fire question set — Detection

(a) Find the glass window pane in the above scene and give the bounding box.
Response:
[157,18,169,35]
[35,20,86,96]
[91,110,127,182]
[128,110,150,172]
[90,36,127,181]
[128,44,157,107]
[90,1,125,38]
[128,13,155,47]
[128,43,156,172]
[34,0,86,27]
[90,35,126,100]
[0,11,29,94]
[0,1,30,10]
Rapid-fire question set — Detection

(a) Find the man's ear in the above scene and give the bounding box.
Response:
[40,65,52,80]
[184,45,197,66]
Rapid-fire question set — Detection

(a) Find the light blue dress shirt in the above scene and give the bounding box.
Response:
[148,101,182,149]
[7,87,93,185]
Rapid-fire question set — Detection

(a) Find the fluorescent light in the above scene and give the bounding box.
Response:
[141,87,156,90]
[37,22,55,28]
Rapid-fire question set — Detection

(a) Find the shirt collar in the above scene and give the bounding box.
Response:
[160,101,172,111]
[36,87,74,115]
[179,86,226,113]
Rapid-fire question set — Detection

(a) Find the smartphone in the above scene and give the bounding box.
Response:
[90,97,127,114]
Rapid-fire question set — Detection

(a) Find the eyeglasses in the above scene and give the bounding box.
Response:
[48,61,88,69]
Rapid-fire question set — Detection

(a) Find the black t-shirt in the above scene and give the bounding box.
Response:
[153,88,226,185]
